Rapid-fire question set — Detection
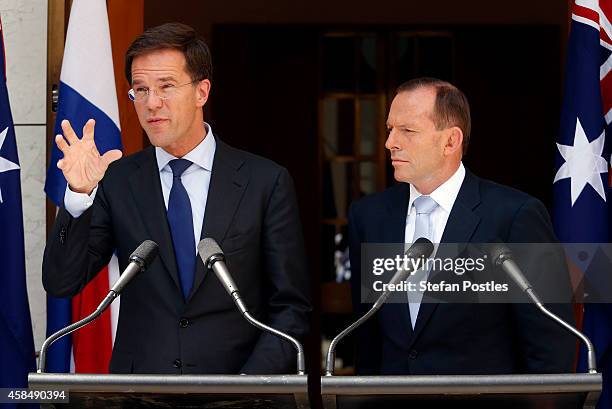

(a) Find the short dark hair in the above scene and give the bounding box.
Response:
[125,23,212,85]
[396,77,471,155]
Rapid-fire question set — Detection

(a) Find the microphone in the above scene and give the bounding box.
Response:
[111,240,159,294]
[372,238,434,309]
[488,241,597,374]
[38,240,159,373]
[325,238,434,375]
[198,238,246,313]
[198,238,306,375]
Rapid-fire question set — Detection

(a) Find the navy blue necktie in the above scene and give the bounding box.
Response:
[167,159,195,300]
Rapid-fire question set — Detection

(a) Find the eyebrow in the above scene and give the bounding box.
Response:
[132,76,178,86]
[387,122,414,128]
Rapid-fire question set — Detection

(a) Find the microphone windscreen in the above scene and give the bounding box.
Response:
[487,240,512,266]
[130,240,159,267]
[198,238,224,264]
[407,237,435,259]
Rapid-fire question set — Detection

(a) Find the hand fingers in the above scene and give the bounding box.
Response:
[82,119,96,141]
[61,119,79,145]
[101,149,123,167]
[55,134,69,153]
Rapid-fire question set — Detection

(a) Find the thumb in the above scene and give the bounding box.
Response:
[101,149,123,166]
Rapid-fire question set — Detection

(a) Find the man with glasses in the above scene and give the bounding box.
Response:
[43,23,311,374]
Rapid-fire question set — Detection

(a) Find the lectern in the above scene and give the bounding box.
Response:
[28,373,310,409]
[321,373,601,409]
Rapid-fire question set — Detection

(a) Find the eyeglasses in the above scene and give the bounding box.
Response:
[128,80,198,102]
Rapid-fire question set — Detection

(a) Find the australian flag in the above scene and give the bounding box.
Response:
[0,15,37,407]
[553,1,612,408]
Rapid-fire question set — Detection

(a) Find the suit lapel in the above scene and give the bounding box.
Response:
[438,171,482,246]
[189,137,248,301]
[410,171,482,343]
[128,148,181,291]
[381,184,415,338]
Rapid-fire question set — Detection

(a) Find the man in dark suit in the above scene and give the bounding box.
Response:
[43,23,311,374]
[349,77,575,375]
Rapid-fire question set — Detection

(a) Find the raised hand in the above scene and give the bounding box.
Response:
[55,119,123,194]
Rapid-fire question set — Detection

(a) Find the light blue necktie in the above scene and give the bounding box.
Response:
[167,159,195,301]
[407,195,438,328]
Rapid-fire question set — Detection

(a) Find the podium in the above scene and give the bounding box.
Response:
[320,373,602,409]
[28,373,310,409]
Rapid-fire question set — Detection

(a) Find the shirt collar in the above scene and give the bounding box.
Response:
[155,122,216,173]
[407,162,466,215]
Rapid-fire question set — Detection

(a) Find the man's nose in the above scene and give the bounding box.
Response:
[385,130,398,150]
[145,92,163,110]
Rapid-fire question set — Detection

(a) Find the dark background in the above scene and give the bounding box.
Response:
[143,0,570,403]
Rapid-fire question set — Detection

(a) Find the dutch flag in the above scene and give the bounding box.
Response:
[43,0,122,374]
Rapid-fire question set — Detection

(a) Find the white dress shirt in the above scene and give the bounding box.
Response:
[404,162,466,244]
[64,122,216,255]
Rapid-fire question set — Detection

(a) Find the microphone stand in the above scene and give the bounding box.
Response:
[325,238,434,376]
[38,291,117,373]
[325,290,392,376]
[207,254,306,375]
[495,252,598,374]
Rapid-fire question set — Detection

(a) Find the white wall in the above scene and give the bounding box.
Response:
[1,0,48,351]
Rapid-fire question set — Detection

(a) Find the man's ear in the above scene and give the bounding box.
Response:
[444,126,464,156]
[196,79,211,107]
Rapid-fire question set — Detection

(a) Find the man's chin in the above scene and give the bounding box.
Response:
[145,130,169,145]
[393,170,414,184]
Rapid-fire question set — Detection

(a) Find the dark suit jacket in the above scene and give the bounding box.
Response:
[43,136,311,374]
[348,170,576,375]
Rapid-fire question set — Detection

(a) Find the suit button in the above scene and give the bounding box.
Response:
[179,318,190,328]
[173,359,182,368]
[408,350,418,359]
[59,227,67,244]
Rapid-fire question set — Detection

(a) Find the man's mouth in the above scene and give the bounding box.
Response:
[147,117,168,125]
